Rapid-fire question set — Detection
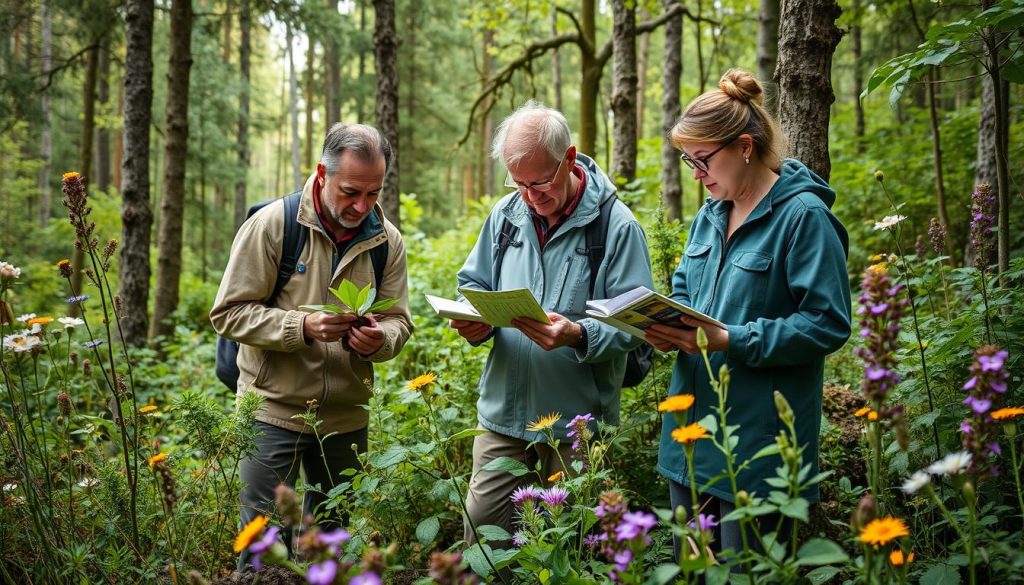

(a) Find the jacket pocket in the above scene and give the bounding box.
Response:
[726,251,773,311]
[560,253,590,317]
[683,241,712,296]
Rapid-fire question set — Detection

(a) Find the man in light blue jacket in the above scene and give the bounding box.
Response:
[451,101,654,543]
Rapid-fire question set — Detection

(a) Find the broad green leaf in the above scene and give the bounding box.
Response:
[475,524,511,542]
[1002,60,1024,83]
[369,445,409,468]
[368,297,400,313]
[415,516,440,544]
[480,456,530,477]
[463,543,493,577]
[751,443,781,460]
[805,566,841,584]
[651,564,680,585]
[780,498,809,522]
[795,538,849,566]
[298,304,344,314]
[446,428,488,443]
[920,563,961,585]
[355,282,372,314]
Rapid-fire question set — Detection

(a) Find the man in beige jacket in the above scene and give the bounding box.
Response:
[211,123,412,565]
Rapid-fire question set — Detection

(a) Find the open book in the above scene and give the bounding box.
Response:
[585,286,725,339]
[425,288,551,328]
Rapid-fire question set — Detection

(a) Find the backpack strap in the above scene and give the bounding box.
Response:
[267,191,307,306]
[585,194,618,295]
[493,217,521,287]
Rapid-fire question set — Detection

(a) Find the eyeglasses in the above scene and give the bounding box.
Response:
[504,152,568,193]
[679,135,739,173]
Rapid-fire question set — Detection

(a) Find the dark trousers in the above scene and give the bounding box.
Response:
[669,479,792,565]
[238,421,367,569]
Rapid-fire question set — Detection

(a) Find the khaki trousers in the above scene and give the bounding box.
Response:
[463,428,574,545]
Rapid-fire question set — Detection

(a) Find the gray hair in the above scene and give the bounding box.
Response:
[320,123,393,175]
[490,100,572,167]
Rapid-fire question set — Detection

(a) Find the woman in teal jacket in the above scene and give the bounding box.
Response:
[646,70,851,555]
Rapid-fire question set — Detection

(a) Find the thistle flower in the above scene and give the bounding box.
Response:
[540,486,570,509]
[512,531,528,547]
[57,392,72,417]
[858,517,909,546]
[928,218,946,255]
[969,184,996,268]
[510,485,543,506]
[960,345,1009,477]
[56,258,73,278]
[855,266,907,406]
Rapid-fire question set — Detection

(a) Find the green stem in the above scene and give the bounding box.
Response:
[1009,434,1024,531]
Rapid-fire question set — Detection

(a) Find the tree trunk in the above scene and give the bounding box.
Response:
[119,0,154,347]
[580,0,599,156]
[851,0,864,152]
[775,0,842,181]
[968,73,999,265]
[610,0,638,183]
[305,40,315,167]
[403,3,417,196]
[757,0,781,113]
[551,10,562,112]
[925,68,953,258]
[234,0,250,229]
[325,0,341,126]
[476,27,494,199]
[38,0,52,227]
[357,0,367,121]
[222,2,233,65]
[69,41,100,316]
[636,7,650,137]
[981,19,1010,277]
[287,21,302,190]
[374,0,400,228]
[150,0,193,340]
[96,43,112,193]
[660,0,683,221]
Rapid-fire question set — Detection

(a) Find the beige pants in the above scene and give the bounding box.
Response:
[463,428,574,545]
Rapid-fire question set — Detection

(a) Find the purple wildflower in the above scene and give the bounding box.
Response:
[84,339,104,349]
[316,528,350,555]
[306,560,338,585]
[583,533,605,548]
[687,513,719,532]
[66,295,90,304]
[566,413,595,467]
[613,548,633,571]
[615,511,657,542]
[512,530,529,547]
[247,525,280,569]
[970,184,997,268]
[928,217,946,255]
[855,266,907,406]
[960,345,1009,478]
[510,485,543,506]
[540,486,570,509]
[350,572,382,585]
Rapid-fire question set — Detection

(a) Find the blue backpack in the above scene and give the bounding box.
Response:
[214,192,388,391]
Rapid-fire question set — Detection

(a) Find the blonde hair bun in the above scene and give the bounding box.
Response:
[718,69,764,105]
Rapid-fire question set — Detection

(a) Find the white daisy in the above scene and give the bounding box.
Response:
[3,333,40,353]
[927,451,972,476]
[59,317,85,328]
[0,261,21,280]
[873,215,907,231]
[16,313,36,323]
[901,470,931,494]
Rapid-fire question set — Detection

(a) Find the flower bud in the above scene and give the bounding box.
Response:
[851,493,876,532]
[57,392,71,417]
[674,503,689,525]
[962,481,975,504]
[275,483,301,528]
[735,490,751,507]
[718,364,730,387]
[874,170,884,182]
[696,327,708,352]
[82,359,91,376]
[774,391,794,426]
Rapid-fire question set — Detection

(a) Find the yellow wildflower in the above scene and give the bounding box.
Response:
[991,407,1024,421]
[671,423,710,445]
[233,515,269,553]
[526,412,562,432]
[548,471,563,482]
[868,262,888,273]
[63,172,80,181]
[138,405,158,414]
[858,517,909,546]
[658,394,695,413]
[147,452,167,467]
[406,372,437,391]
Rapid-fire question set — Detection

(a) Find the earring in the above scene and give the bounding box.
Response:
[744,157,750,165]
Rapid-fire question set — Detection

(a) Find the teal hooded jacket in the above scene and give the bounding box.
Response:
[657,159,851,502]
[457,153,654,441]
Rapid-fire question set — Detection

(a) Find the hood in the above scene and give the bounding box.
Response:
[770,159,836,209]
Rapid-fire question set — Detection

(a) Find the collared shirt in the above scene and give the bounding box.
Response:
[530,163,588,249]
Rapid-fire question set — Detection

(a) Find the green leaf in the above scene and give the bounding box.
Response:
[446,428,488,443]
[355,282,372,315]
[1002,60,1024,83]
[415,516,440,545]
[476,524,512,542]
[650,564,680,585]
[480,456,530,477]
[705,565,730,585]
[358,286,378,315]
[368,297,400,313]
[780,498,809,522]
[369,445,409,468]
[463,543,493,577]
[795,539,849,566]
[751,443,781,460]
[914,42,961,67]
[298,304,344,314]
[804,566,842,584]
[920,563,961,585]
